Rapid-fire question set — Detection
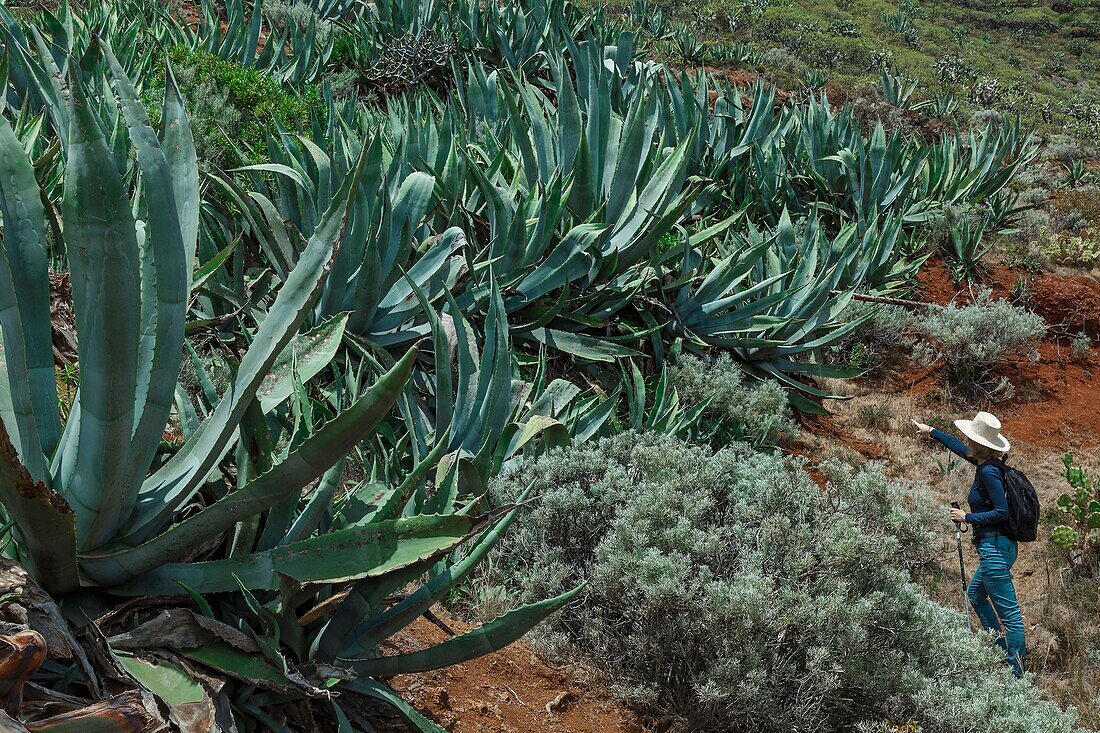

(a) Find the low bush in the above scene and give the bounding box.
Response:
[1050,188,1100,236]
[825,302,920,375]
[669,353,797,447]
[1040,231,1100,268]
[145,48,321,167]
[1070,334,1093,362]
[855,402,894,432]
[264,1,334,47]
[480,433,1083,732]
[913,291,1046,400]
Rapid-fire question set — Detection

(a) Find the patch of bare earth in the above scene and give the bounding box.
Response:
[385,611,645,733]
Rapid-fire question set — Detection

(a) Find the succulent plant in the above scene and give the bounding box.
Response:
[1052,454,1100,565]
[0,40,576,733]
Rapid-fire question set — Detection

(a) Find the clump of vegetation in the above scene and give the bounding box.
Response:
[669,353,797,447]
[1040,457,1100,725]
[1070,334,1093,362]
[829,295,1047,401]
[855,402,893,432]
[480,433,1082,733]
[1052,455,1100,576]
[1050,188,1100,236]
[913,291,1046,401]
[146,47,321,166]
[826,303,920,375]
[265,1,334,47]
[358,31,458,99]
[1041,231,1100,269]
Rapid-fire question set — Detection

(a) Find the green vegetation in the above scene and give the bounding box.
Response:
[1053,455,1100,572]
[831,296,1047,400]
[0,0,1093,730]
[593,0,1100,134]
[480,432,1081,732]
[913,290,1047,400]
[146,47,322,166]
[669,352,798,447]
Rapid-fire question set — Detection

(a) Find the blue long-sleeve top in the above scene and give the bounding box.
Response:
[930,429,1008,537]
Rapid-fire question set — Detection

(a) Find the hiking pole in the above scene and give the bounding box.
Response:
[951,501,974,632]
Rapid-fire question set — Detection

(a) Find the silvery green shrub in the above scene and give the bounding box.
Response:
[669,353,797,447]
[482,433,1082,732]
[914,291,1046,401]
[826,302,919,375]
[265,1,334,47]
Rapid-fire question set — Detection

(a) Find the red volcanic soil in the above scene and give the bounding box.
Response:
[916,258,1100,339]
[1029,273,1100,340]
[386,613,644,733]
[998,340,1099,452]
[915,261,1100,449]
[820,259,1100,455]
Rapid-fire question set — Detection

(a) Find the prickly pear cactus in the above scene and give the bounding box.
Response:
[1052,454,1100,565]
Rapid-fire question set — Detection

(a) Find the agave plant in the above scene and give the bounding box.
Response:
[0,0,166,113]
[447,57,704,351]
[924,118,1039,226]
[946,214,991,285]
[308,0,361,20]
[929,89,959,119]
[398,281,616,498]
[621,361,709,438]
[876,68,930,112]
[168,0,334,84]
[0,44,575,733]
[0,45,400,589]
[225,115,465,347]
[666,211,916,399]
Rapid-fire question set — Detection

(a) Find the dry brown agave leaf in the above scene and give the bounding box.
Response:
[108,609,327,697]
[20,689,166,732]
[20,681,93,720]
[0,709,31,732]
[116,652,220,733]
[107,610,260,657]
[0,630,46,715]
[0,559,96,693]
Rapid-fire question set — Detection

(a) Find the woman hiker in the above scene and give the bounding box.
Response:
[912,411,1025,678]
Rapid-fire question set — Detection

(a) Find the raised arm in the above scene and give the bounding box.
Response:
[967,464,1009,526]
[928,428,978,464]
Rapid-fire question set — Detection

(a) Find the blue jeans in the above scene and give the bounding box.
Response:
[968,533,1025,677]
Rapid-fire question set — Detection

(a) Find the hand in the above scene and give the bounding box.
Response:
[911,419,933,435]
[949,508,967,524]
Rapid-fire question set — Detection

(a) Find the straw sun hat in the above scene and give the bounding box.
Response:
[954,411,1011,453]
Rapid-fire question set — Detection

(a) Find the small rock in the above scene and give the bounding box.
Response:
[545,691,576,714]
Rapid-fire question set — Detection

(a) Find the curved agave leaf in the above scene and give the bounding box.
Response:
[0,118,60,480]
[344,584,584,676]
[86,342,421,584]
[105,514,475,596]
[346,483,537,654]
[60,58,143,549]
[0,421,77,593]
[124,137,373,544]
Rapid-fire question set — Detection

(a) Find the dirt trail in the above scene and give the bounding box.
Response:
[386,613,645,733]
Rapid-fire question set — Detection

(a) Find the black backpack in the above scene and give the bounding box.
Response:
[978,459,1040,542]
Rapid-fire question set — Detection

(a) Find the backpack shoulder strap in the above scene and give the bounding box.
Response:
[976,460,1006,504]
